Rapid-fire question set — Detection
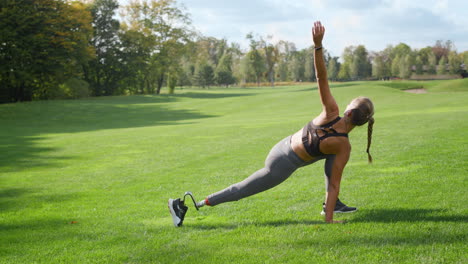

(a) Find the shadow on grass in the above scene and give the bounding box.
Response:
[0,92,253,172]
[352,208,468,223]
[168,92,255,99]
[186,208,467,230]
[0,188,31,212]
[291,87,318,93]
[291,82,361,93]
[0,135,74,173]
[188,219,324,230]
[0,217,73,231]
[257,219,323,226]
[329,82,361,88]
[0,187,81,213]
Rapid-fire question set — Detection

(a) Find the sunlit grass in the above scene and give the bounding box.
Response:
[1,80,467,263]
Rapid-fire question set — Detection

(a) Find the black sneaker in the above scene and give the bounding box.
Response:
[168,198,188,227]
[320,199,357,215]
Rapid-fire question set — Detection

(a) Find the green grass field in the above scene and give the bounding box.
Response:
[1,79,467,263]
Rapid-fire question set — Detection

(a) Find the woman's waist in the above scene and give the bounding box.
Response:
[290,129,318,162]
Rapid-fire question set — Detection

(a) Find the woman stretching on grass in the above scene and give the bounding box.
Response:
[168,21,374,226]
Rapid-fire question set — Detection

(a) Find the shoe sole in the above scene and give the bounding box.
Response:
[320,208,358,215]
[168,199,181,227]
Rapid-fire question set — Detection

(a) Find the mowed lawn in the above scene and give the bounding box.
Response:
[1,80,467,263]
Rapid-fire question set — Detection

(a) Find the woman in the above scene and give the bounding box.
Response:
[168,21,374,226]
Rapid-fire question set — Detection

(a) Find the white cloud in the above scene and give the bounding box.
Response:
[118,0,468,55]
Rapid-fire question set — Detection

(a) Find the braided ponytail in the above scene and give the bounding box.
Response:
[366,117,374,163]
[348,96,374,163]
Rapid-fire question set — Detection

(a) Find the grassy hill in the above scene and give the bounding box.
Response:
[1,81,467,263]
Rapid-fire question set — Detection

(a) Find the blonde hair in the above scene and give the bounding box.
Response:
[349,97,374,163]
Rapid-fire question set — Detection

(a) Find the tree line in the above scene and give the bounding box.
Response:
[1,0,467,103]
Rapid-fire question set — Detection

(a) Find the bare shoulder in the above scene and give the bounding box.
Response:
[312,111,340,126]
[320,136,351,156]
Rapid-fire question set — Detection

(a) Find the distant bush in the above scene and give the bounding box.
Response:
[61,78,90,99]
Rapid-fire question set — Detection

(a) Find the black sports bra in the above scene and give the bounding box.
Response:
[301,117,348,157]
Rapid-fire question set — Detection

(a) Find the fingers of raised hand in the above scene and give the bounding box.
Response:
[313,21,324,36]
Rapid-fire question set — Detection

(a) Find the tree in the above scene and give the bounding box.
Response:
[228,42,243,85]
[372,53,387,79]
[304,47,315,82]
[118,28,152,94]
[437,56,447,75]
[427,52,437,74]
[166,72,177,94]
[84,0,122,96]
[462,51,468,67]
[448,51,462,74]
[417,47,434,66]
[215,52,236,87]
[391,43,411,59]
[194,60,214,88]
[414,56,424,75]
[350,45,371,79]
[339,46,354,80]
[277,60,289,82]
[391,55,401,77]
[327,56,340,81]
[246,33,266,86]
[177,57,195,87]
[432,40,453,62]
[0,0,93,102]
[337,63,350,80]
[399,54,413,79]
[121,0,192,94]
[262,38,279,87]
[238,54,253,84]
[288,51,305,82]
[275,40,296,82]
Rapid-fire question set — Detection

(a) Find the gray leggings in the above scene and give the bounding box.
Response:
[207,136,335,206]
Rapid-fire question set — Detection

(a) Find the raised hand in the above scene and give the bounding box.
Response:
[312,21,325,46]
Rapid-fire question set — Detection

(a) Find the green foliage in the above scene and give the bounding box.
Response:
[327,56,340,81]
[427,52,437,74]
[338,62,350,80]
[121,0,192,94]
[246,33,266,86]
[437,56,447,75]
[448,51,462,74]
[350,45,372,79]
[399,54,413,79]
[304,48,316,82]
[85,0,122,96]
[263,40,279,86]
[339,45,371,80]
[61,78,90,99]
[462,51,468,66]
[414,56,424,75]
[1,0,467,102]
[215,52,236,87]
[42,78,90,100]
[215,71,236,87]
[372,53,390,79]
[391,43,412,59]
[391,55,401,77]
[194,61,215,88]
[0,0,93,102]
[289,50,308,82]
[167,73,177,94]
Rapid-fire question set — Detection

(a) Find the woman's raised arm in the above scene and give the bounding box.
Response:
[312,21,339,122]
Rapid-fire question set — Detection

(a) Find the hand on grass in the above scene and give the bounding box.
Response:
[312,21,325,46]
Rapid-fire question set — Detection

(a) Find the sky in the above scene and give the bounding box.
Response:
[120,0,468,57]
